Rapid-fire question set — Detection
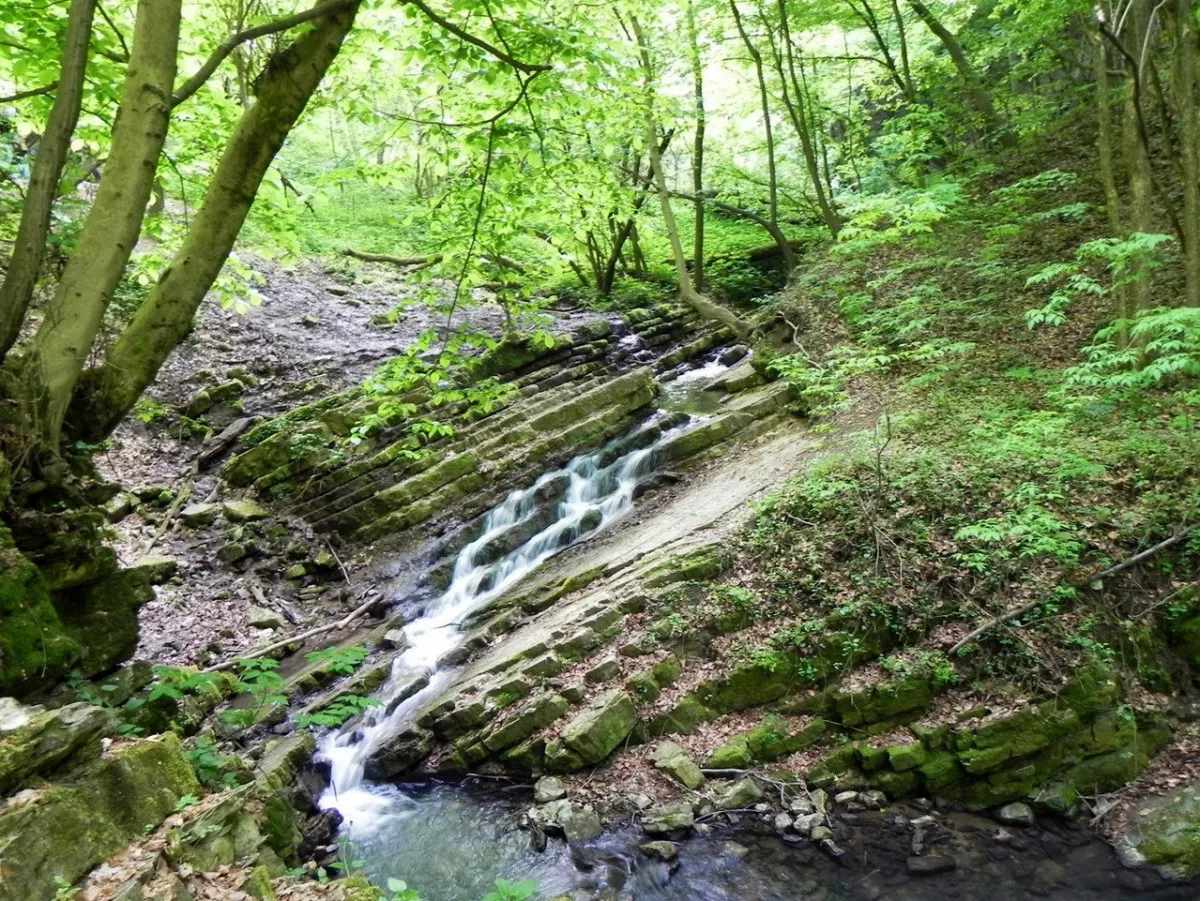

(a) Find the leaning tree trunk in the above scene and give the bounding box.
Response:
[908,0,1015,146]
[19,0,182,449]
[685,0,706,293]
[0,0,97,361]
[69,0,361,440]
[630,15,754,341]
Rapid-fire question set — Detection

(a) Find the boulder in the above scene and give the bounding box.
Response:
[0,700,111,795]
[0,734,199,901]
[534,776,567,803]
[247,606,286,630]
[650,741,705,790]
[549,690,637,770]
[643,801,695,834]
[529,800,601,841]
[640,840,679,861]
[996,801,1034,827]
[130,554,179,585]
[222,499,269,523]
[180,503,220,527]
[1116,782,1200,879]
[715,777,763,811]
[584,657,621,685]
[482,693,568,753]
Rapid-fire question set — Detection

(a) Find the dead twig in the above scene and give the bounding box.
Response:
[203,593,385,672]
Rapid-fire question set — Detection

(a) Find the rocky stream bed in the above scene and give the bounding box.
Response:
[3,261,1200,900]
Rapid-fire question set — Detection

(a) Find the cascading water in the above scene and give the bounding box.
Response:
[319,419,676,829]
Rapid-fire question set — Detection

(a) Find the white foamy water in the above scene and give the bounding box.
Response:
[319,422,676,831]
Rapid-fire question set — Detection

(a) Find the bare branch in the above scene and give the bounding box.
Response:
[172,0,355,108]
[0,82,59,104]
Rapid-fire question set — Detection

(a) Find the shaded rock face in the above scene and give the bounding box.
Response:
[1,508,155,697]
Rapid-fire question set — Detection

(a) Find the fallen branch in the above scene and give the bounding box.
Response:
[950,525,1197,655]
[343,248,442,269]
[203,593,385,672]
[137,473,195,557]
[198,416,257,470]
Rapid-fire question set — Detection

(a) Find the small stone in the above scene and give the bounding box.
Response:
[325,285,350,296]
[560,683,586,704]
[640,841,678,861]
[284,563,307,581]
[630,793,654,810]
[789,797,815,815]
[722,841,750,858]
[774,813,793,833]
[643,802,694,834]
[793,812,824,836]
[104,492,139,523]
[301,312,321,326]
[861,789,887,808]
[560,804,602,841]
[907,856,957,875]
[130,554,178,585]
[834,790,859,804]
[380,630,407,651]
[811,788,829,813]
[910,815,936,829]
[180,502,219,527]
[715,777,763,810]
[995,828,1014,844]
[222,499,269,522]
[810,825,834,842]
[246,605,285,630]
[996,802,1035,827]
[534,776,567,804]
[584,657,621,684]
[650,741,706,790]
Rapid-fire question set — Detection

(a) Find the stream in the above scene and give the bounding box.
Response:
[315,357,1194,900]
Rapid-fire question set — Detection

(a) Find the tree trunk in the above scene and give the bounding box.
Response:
[0,0,97,361]
[908,0,1015,146]
[1093,26,1122,235]
[1122,0,1154,320]
[730,1,779,227]
[891,0,917,102]
[685,0,706,293]
[774,0,842,236]
[1168,0,1200,307]
[845,0,912,101]
[19,0,182,449]
[70,0,361,440]
[631,14,754,340]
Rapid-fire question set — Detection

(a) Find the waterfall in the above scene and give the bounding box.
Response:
[319,419,677,830]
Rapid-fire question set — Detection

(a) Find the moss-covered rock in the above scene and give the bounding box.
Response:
[547,690,637,771]
[0,700,111,795]
[0,528,80,696]
[0,734,198,901]
[1117,781,1200,879]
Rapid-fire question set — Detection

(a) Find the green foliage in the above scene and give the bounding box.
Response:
[296,694,382,731]
[480,879,539,901]
[219,658,288,730]
[183,735,245,788]
[1069,307,1200,391]
[304,646,369,675]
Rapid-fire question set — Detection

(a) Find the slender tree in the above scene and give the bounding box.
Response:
[0,0,97,358]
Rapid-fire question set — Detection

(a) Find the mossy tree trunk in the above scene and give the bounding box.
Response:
[0,0,97,361]
[17,0,181,449]
[1167,0,1200,308]
[69,0,362,441]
